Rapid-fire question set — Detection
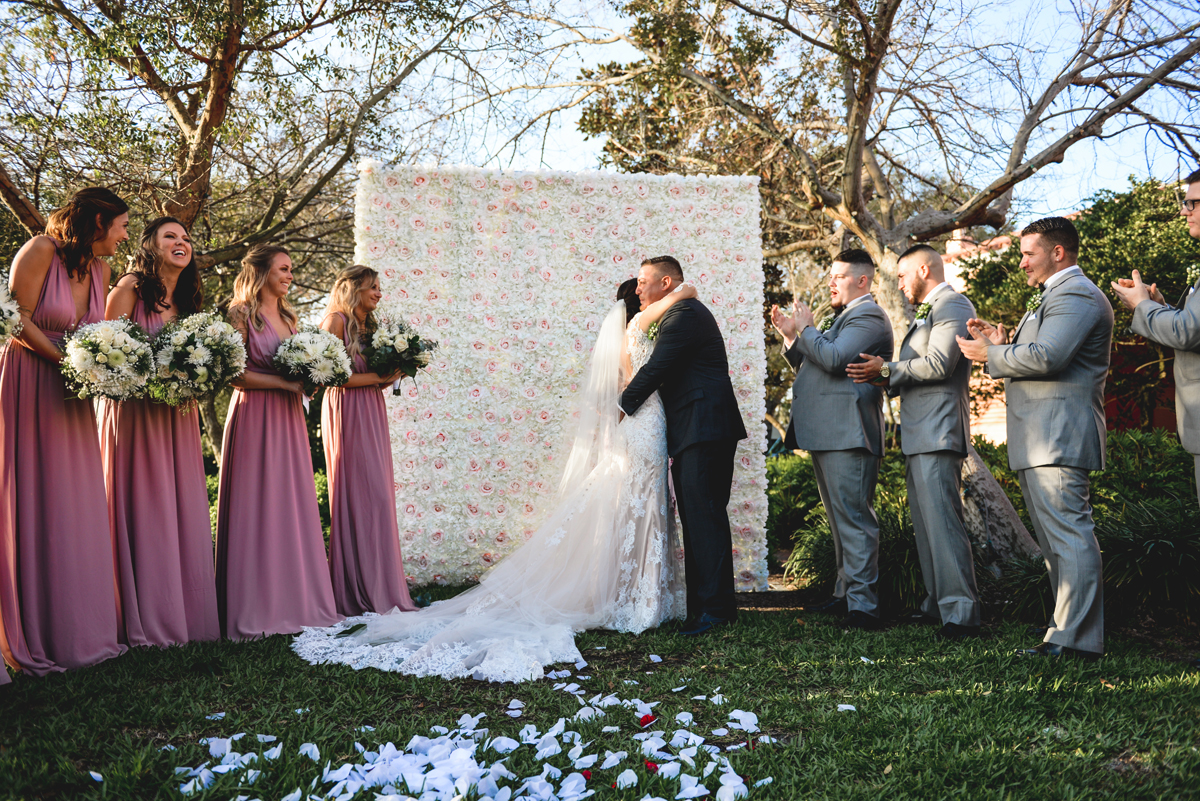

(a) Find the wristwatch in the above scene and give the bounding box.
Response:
[879,362,891,379]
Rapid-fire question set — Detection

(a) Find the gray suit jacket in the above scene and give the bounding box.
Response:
[888,289,975,456]
[783,297,894,456]
[987,270,1114,471]
[1131,280,1200,454]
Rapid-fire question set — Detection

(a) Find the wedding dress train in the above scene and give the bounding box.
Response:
[292,302,686,682]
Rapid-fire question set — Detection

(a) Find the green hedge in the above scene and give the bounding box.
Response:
[771,430,1200,622]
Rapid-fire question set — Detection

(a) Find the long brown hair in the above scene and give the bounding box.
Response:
[43,187,129,279]
[326,264,379,360]
[229,243,298,331]
[127,216,203,316]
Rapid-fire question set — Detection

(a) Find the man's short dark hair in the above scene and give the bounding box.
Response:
[898,243,940,261]
[642,254,684,282]
[1185,168,1200,185]
[1021,216,1079,257]
[833,248,875,276]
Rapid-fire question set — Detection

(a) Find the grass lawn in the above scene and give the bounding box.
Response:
[2,585,1199,800]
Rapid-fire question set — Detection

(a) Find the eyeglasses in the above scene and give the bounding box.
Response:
[1184,199,1199,212]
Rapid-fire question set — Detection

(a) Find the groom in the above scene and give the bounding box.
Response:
[619,255,748,635]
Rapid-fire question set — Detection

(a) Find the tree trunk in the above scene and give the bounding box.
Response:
[961,444,1041,569]
[0,162,45,234]
[198,394,223,462]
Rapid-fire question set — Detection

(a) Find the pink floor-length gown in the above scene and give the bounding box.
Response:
[214,317,341,640]
[322,313,417,616]
[97,301,220,647]
[0,249,126,675]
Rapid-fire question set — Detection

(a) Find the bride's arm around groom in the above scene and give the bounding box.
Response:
[618,256,747,634]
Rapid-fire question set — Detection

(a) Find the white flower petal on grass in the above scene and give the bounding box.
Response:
[281,790,302,801]
[508,699,525,709]
[616,768,638,789]
[837,704,857,712]
[676,775,709,799]
[716,783,749,801]
[658,762,682,780]
[600,750,627,769]
[649,655,662,663]
[675,712,694,725]
[860,656,875,664]
[298,743,320,761]
[727,710,759,732]
[711,728,729,736]
[88,771,103,782]
[263,744,283,760]
[506,710,522,717]
[160,744,177,751]
[490,736,520,754]
[602,726,620,733]
[672,686,688,692]
[754,777,774,787]
[710,694,726,705]
[256,734,277,743]
[205,712,226,720]
[573,754,598,770]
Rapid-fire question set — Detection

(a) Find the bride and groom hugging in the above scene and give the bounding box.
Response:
[294,255,747,682]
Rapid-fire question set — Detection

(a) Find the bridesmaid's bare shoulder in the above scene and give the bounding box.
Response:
[11,235,58,273]
[321,311,345,338]
[105,277,139,320]
[8,236,59,303]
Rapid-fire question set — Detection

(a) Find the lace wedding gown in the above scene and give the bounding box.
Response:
[292,302,686,682]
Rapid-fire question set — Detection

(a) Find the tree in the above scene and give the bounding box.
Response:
[0,0,547,455]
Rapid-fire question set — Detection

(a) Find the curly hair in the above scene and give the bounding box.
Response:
[43,187,129,279]
[126,216,203,316]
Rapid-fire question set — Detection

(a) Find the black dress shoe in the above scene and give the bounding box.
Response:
[806,596,848,615]
[841,610,883,630]
[681,613,732,636]
[1015,642,1102,662]
[1025,623,1050,637]
[935,623,981,641]
[900,608,940,626]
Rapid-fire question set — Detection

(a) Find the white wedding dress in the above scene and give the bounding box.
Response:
[292,302,686,682]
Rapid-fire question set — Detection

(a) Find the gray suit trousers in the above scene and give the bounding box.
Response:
[1018,466,1104,653]
[906,452,980,626]
[1195,455,1200,508]
[811,449,881,615]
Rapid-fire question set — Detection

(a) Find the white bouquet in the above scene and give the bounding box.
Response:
[60,317,154,400]
[272,325,352,394]
[363,318,438,396]
[0,281,22,347]
[147,312,248,406]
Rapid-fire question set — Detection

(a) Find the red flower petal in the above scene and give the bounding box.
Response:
[644,759,659,773]
[581,770,591,780]
[638,714,658,728]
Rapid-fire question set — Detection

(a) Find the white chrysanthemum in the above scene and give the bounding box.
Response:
[187,345,211,366]
[171,331,189,346]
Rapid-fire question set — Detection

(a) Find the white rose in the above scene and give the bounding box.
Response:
[96,353,108,364]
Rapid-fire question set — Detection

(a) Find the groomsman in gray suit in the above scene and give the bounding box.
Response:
[958,217,1114,660]
[771,249,894,629]
[1111,167,1200,670]
[846,244,981,640]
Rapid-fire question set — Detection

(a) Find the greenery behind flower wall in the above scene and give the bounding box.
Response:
[768,179,1200,623]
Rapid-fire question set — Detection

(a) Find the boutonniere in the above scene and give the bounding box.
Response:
[915,302,932,321]
[817,316,835,332]
[1187,263,1200,287]
[1026,291,1043,313]
[647,322,659,341]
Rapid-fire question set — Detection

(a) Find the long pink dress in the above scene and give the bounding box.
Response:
[322,313,417,616]
[97,301,220,647]
[214,317,341,640]
[0,248,126,675]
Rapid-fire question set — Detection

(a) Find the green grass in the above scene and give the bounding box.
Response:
[3,588,1199,800]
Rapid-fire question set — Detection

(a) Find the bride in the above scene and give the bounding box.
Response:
[293,281,699,682]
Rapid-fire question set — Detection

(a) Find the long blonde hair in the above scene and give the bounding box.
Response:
[229,243,298,331]
[326,264,379,359]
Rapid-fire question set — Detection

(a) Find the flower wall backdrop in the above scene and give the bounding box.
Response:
[355,163,768,590]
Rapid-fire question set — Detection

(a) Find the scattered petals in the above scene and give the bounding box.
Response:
[649,655,662,663]
[298,743,320,762]
[616,768,638,788]
[205,713,225,721]
[860,656,875,664]
[88,771,103,782]
[837,704,857,712]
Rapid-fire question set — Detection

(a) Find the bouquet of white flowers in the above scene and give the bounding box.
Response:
[148,312,248,406]
[0,281,22,347]
[272,325,352,395]
[363,318,438,395]
[60,317,154,400]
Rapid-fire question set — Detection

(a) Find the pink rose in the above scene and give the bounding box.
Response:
[404,503,417,516]
[468,459,482,473]
[410,215,426,231]
[497,431,511,444]
[483,410,498,424]
[430,529,444,543]
[468,386,483,400]
[467,503,480,516]
[480,482,494,496]
[495,531,508,544]
[510,362,524,375]
[512,409,526,422]
[537,410,551,423]
[471,175,488,190]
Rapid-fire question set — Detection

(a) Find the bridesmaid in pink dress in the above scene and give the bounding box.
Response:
[0,187,129,675]
[321,265,417,616]
[98,217,220,647]
[215,244,341,639]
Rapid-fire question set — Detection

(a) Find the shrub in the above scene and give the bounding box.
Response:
[764,454,822,564]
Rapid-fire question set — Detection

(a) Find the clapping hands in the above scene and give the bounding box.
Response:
[956,318,1006,363]
[770,298,815,342]
[1111,270,1164,310]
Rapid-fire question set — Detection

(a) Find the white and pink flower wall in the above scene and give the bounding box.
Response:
[354,163,769,590]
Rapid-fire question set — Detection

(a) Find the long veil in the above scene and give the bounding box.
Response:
[293,302,636,682]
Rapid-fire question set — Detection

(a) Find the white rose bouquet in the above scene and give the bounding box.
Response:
[363,318,438,396]
[147,312,248,406]
[272,325,352,395]
[0,281,22,347]
[60,317,154,400]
